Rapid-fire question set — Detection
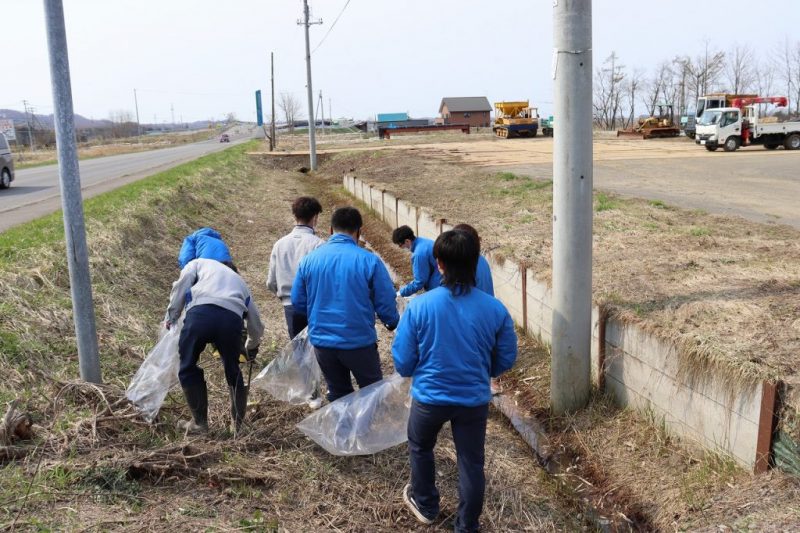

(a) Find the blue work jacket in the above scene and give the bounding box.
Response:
[392,285,517,407]
[398,237,442,297]
[476,255,494,296]
[291,233,399,349]
[178,227,232,269]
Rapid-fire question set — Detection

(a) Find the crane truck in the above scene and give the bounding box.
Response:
[684,93,757,139]
[695,96,800,152]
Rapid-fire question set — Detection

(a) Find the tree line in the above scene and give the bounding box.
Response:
[593,39,800,130]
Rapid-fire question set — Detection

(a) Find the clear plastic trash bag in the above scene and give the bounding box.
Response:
[251,328,321,405]
[397,294,414,316]
[296,373,411,456]
[126,317,183,423]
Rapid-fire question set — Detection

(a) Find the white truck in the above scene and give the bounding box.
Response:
[695,99,800,152]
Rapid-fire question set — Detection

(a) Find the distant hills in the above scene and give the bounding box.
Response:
[0,109,214,130]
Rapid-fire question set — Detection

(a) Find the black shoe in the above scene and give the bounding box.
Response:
[403,484,436,525]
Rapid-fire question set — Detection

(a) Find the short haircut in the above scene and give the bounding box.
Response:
[391,225,416,245]
[292,196,323,223]
[433,230,478,293]
[453,223,481,251]
[331,206,363,233]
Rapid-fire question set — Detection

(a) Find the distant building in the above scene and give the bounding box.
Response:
[438,97,492,127]
[375,112,430,131]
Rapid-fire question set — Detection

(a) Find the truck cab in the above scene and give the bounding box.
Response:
[696,107,741,151]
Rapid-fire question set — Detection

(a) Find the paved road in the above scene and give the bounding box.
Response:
[498,148,800,229]
[0,128,257,232]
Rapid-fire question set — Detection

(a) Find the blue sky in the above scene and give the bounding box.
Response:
[2,0,798,123]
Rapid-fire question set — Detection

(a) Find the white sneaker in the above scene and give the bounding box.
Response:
[307,397,323,409]
[402,484,436,525]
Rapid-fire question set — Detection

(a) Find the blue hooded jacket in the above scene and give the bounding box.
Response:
[178,227,232,269]
[392,286,517,407]
[291,233,399,349]
[398,237,442,297]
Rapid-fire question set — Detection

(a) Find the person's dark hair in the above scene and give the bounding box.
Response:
[292,196,323,223]
[331,206,363,234]
[433,230,478,293]
[221,260,239,273]
[453,223,481,251]
[391,225,416,245]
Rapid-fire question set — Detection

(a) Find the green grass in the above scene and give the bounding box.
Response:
[689,226,710,237]
[648,199,668,209]
[595,192,619,212]
[497,171,521,181]
[0,142,254,268]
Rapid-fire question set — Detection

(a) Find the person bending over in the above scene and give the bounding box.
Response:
[392,225,441,297]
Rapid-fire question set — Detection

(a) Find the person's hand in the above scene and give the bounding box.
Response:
[164,320,172,331]
[246,346,259,362]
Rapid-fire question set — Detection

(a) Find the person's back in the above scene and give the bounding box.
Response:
[394,286,513,406]
[392,225,442,297]
[294,233,396,349]
[178,227,232,269]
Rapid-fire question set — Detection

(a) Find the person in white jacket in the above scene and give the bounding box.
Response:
[165,258,264,435]
[266,196,325,338]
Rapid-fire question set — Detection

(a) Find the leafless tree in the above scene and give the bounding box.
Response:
[279,93,301,133]
[754,59,776,98]
[792,41,800,113]
[774,37,795,108]
[725,43,756,94]
[671,56,692,114]
[683,42,726,99]
[108,110,137,138]
[593,52,626,130]
[624,68,645,127]
[642,61,673,116]
[225,112,238,124]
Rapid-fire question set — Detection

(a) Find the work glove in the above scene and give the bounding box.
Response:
[246,346,259,362]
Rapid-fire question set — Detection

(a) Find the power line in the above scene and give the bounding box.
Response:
[311,0,351,54]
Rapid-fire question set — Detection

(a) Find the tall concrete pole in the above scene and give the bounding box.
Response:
[300,0,321,170]
[551,0,592,414]
[270,52,276,150]
[43,0,101,383]
[134,88,141,139]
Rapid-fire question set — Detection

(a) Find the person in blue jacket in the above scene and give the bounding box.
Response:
[392,225,442,297]
[178,227,232,269]
[392,230,517,533]
[291,207,399,402]
[453,223,494,296]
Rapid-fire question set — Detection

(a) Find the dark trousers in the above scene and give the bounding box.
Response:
[283,305,308,339]
[407,399,489,533]
[178,304,244,391]
[313,344,383,401]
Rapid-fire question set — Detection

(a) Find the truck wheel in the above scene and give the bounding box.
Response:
[687,132,696,140]
[723,137,740,152]
[764,143,779,150]
[531,130,538,138]
[784,134,800,150]
[705,145,717,152]
[0,169,10,189]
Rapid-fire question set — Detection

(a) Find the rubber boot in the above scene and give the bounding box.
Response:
[177,381,208,434]
[229,383,247,437]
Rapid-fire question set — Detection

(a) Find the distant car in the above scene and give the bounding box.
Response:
[0,133,14,189]
[219,133,230,143]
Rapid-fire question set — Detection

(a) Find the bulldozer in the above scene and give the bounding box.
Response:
[617,104,681,139]
[493,101,539,138]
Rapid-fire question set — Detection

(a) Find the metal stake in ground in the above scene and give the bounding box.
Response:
[551,0,592,413]
[43,0,102,384]
[298,0,322,171]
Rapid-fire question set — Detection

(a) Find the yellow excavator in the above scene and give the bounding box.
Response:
[617,104,681,139]
[493,101,539,138]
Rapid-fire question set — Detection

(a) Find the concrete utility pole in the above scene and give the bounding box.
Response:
[551,0,592,414]
[133,88,141,139]
[319,90,324,135]
[298,0,321,170]
[270,51,276,150]
[43,0,101,383]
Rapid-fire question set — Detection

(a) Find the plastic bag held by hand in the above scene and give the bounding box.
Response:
[126,318,183,422]
[251,328,321,404]
[296,373,411,456]
[396,294,414,316]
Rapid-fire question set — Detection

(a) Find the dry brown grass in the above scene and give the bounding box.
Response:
[0,144,579,531]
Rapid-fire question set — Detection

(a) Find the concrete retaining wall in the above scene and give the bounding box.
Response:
[342,174,776,473]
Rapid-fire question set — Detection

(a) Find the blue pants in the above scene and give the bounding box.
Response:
[283,305,308,339]
[313,344,383,401]
[178,304,244,390]
[407,399,489,533]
